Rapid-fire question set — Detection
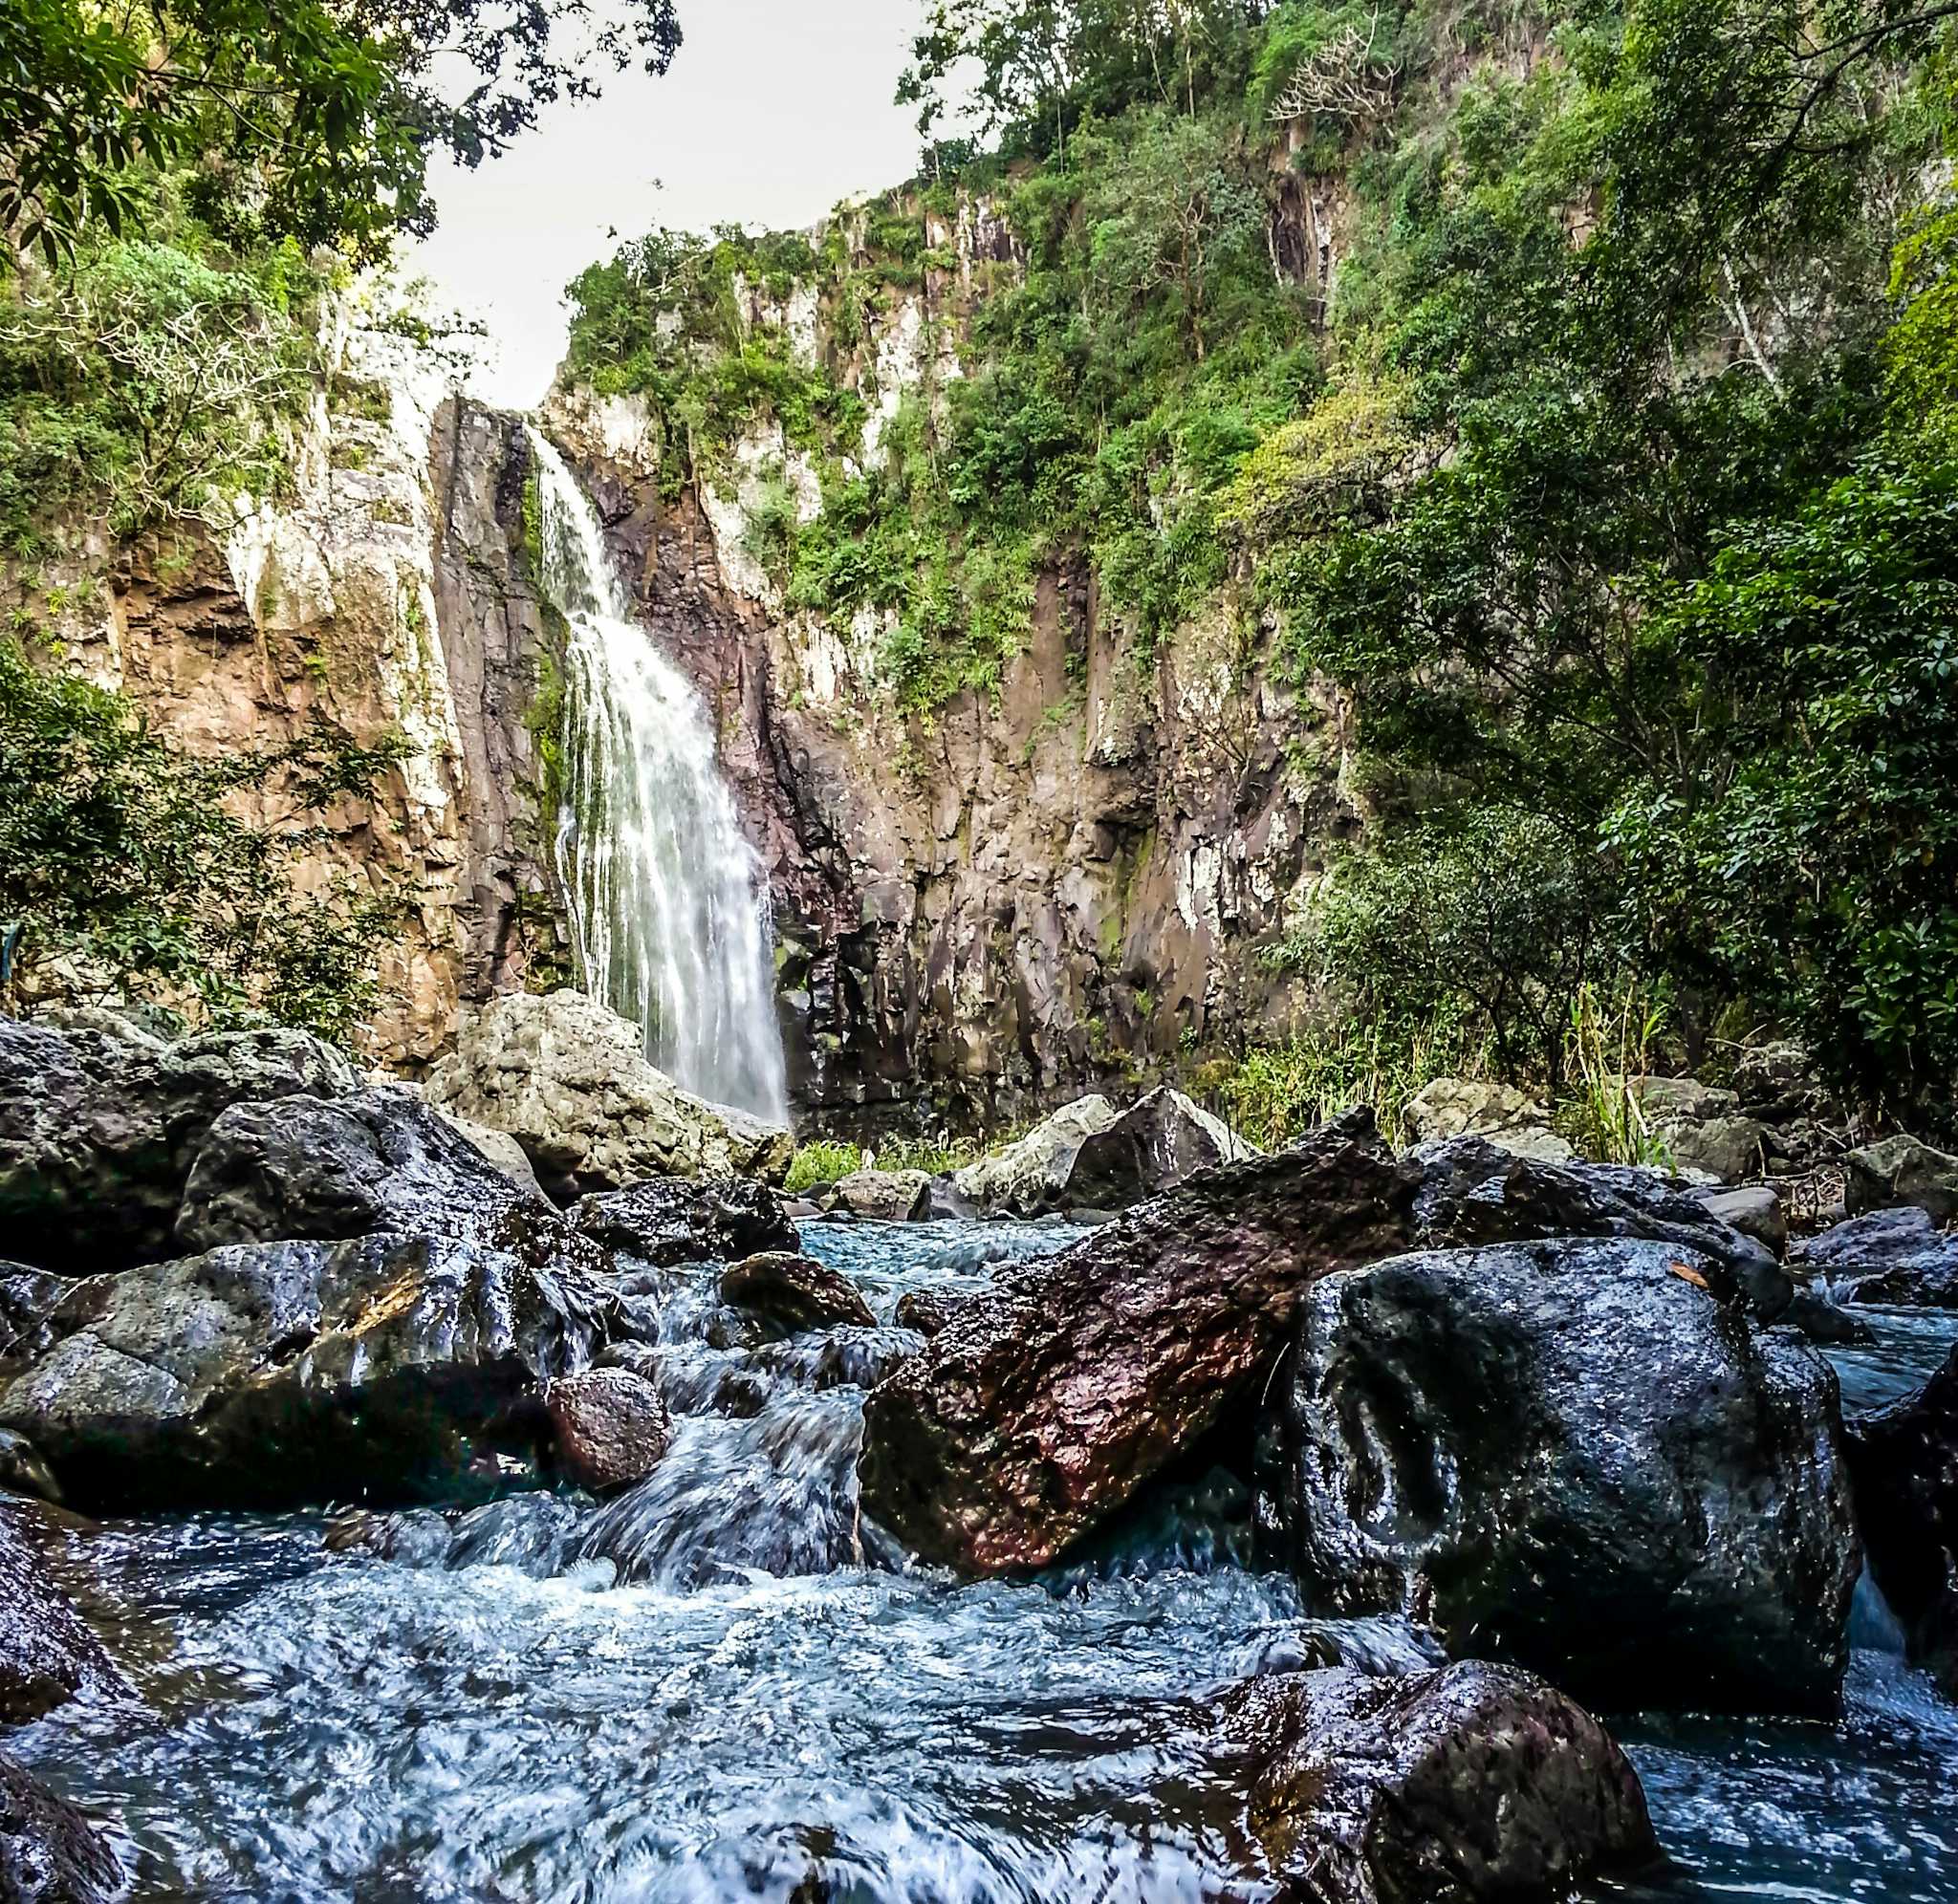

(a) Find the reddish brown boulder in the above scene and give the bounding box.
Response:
[545,1368,671,1495]
[719,1253,876,1335]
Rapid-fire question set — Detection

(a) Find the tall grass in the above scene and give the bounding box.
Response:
[1562,983,1675,1167]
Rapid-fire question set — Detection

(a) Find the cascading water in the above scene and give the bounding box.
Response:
[525,428,788,1120]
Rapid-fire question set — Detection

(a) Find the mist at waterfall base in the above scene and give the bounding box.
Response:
[17,1215,1958,1904]
[527,430,789,1121]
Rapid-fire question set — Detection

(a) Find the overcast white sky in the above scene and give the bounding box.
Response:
[410,0,925,408]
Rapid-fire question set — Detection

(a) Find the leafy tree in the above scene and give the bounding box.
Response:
[0,638,407,1043]
[1,0,683,264]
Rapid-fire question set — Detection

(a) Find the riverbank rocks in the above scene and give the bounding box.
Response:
[1210,1662,1659,1903]
[1271,1237,1857,1715]
[950,1087,1256,1217]
[0,1752,123,1904]
[545,1368,670,1494]
[859,1111,1419,1572]
[828,1169,932,1222]
[424,990,793,1199]
[1402,1077,1575,1163]
[569,1178,799,1266]
[1800,1207,1958,1306]
[719,1253,877,1335]
[1844,1133,1958,1224]
[0,1016,358,1273]
[177,1087,533,1250]
[1627,1076,1769,1183]
[0,1506,130,1724]
[1846,1346,1958,1698]
[0,1225,613,1509]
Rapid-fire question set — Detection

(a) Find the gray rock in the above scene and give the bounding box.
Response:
[0,1752,123,1904]
[1208,1662,1659,1902]
[828,1169,932,1222]
[1627,1076,1769,1183]
[177,1087,535,1251]
[0,1017,358,1273]
[1845,1134,1958,1224]
[0,1431,60,1505]
[1695,1184,1788,1258]
[951,1088,1256,1216]
[0,1225,614,1509]
[569,1178,798,1267]
[1269,1237,1858,1715]
[1402,1076,1575,1163]
[432,1111,546,1200]
[1800,1207,1958,1307]
[424,990,793,1199]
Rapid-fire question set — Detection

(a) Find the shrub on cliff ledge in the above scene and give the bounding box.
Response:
[0,638,404,1044]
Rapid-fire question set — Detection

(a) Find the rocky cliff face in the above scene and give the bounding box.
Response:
[538,191,1361,1130]
[21,327,568,1071]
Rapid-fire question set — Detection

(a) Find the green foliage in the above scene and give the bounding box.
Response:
[1562,983,1677,1167]
[0,196,325,554]
[0,0,681,266]
[784,1139,866,1193]
[0,638,406,1043]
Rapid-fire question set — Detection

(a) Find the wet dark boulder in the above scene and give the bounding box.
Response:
[1412,1136,1793,1318]
[1271,1238,1857,1715]
[1846,1345,1958,1698]
[858,1111,1422,1573]
[570,1177,799,1267]
[0,1225,614,1510]
[0,1270,73,1386]
[176,1086,533,1252]
[0,1752,122,1904]
[546,1368,670,1494]
[0,1018,357,1273]
[719,1253,877,1336]
[892,1289,956,1337]
[1208,1661,1659,1903]
[1799,1207,1958,1307]
[0,1504,130,1724]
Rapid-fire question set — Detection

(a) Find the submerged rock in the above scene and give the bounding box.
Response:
[1271,1237,1858,1715]
[1800,1207,1958,1307]
[176,1086,533,1251]
[0,1226,612,1509]
[719,1253,877,1335]
[1209,1661,1659,1903]
[951,1088,1255,1217]
[1847,1345,1958,1698]
[859,1111,1419,1572]
[570,1177,798,1267]
[424,989,793,1198]
[0,1751,123,1904]
[546,1368,670,1494]
[1844,1133,1958,1224]
[0,1505,130,1724]
[0,1018,357,1273]
[1402,1076,1575,1163]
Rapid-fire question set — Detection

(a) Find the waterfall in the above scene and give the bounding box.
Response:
[525,429,789,1121]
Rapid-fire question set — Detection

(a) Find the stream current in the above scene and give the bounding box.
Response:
[16,1222,1958,1904]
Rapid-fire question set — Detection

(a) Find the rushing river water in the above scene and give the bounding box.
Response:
[15,1222,1958,1903]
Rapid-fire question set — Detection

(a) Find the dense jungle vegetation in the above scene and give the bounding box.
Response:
[566,0,1958,1129]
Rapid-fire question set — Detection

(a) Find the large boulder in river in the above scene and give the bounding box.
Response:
[1846,1345,1958,1698]
[424,989,793,1198]
[951,1088,1256,1217]
[1209,1661,1658,1902]
[1844,1133,1958,1224]
[1801,1207,1958,1306]
[719,1252,876,1335]
[0,1017,357,1273]
[0,1505,130,1723]
[0,1753,122,1904]
[1402,1076,1575,1163]
[1270,1237,1858,1715]
[545,1368,670,1495]
[828,1168,932,1222]
[859,1111,1419,1571]
[0,1223,613,1509]
[176,1086,533,1251]
[569,1177,798,1266]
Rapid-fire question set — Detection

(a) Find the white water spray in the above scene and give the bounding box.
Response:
[526,429,789,1120]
